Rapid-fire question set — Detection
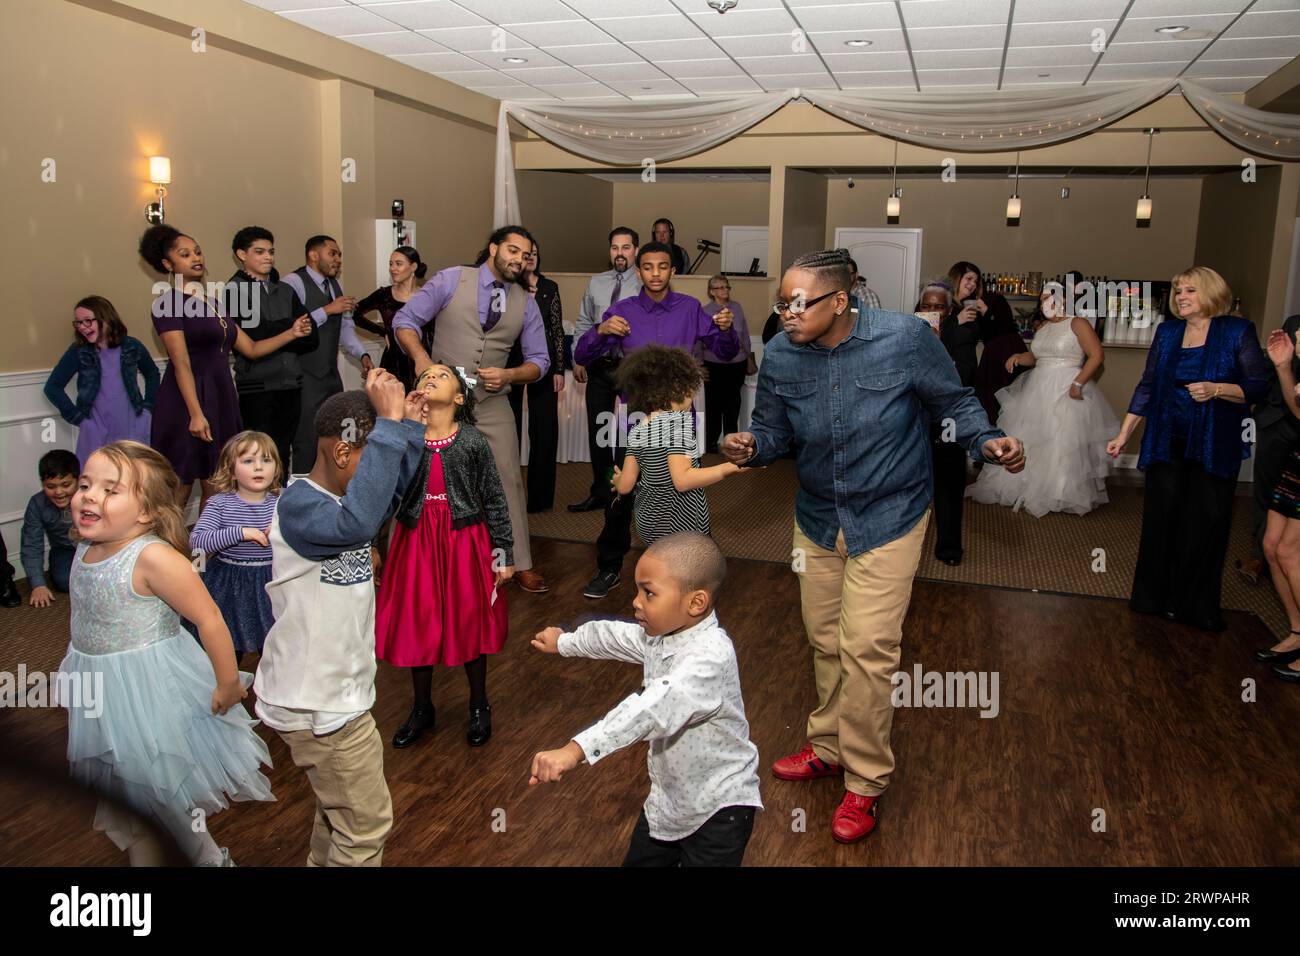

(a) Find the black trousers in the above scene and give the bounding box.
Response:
[582,357,621,503]
[1250,418,1299,560]
[239,388,301,478]
[702,360,747,454]
[622,806,756,867]
[293,376,342,475]
[508,375,559,512]
[0,530,14,585]
[931,438,968,561]
[1131,445,1236,630]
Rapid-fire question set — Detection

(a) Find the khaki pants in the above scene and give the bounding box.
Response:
[278,713,393,867]
[794,511,929,797]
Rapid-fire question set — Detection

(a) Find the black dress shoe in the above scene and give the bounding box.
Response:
[567,495,609,513]
[392,703,435,749]
[935,552,962,566]
[1255,645,1300,665]
[467,704,492,747]
[1272,663,1300,683]
[0,579,20,609]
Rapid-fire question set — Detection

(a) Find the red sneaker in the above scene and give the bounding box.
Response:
[831,792,879,844]
[771,742,843,781]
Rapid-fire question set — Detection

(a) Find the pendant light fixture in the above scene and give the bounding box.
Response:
[1006,152,1021,226]
[1137,128,1156,228]
[886,140,900,223]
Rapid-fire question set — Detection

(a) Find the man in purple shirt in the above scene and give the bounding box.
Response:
[392,225,552,595]
[575,242,738,599]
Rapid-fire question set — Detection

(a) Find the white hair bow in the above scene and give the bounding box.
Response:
[454,366,478,390]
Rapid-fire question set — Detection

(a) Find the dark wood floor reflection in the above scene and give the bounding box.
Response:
[3,537,1297,866]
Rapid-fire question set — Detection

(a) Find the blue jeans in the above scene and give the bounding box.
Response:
[46,546,75,592]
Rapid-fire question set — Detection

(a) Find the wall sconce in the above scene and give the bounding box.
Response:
[886,140,900,224]
[1006,152,1021,226]
[146,156,171,224]
[1136,128,1156,228]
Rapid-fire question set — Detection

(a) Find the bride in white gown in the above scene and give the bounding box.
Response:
[967,289,1119,516]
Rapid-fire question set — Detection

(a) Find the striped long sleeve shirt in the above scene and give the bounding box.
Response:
[189,491,278,563]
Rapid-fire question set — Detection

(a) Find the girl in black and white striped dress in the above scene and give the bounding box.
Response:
[613,345,745,546]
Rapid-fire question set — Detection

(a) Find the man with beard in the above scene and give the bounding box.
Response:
[569,227,642,513]
[393,225,551,594]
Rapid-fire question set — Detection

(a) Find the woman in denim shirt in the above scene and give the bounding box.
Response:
[44,295,159,465]
[1108,267,1268,631]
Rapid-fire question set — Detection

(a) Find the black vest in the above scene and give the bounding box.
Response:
[228,272,312,394]
[294,266,343,383]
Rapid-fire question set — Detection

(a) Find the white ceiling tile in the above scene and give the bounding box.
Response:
[534,82,621,98]
[1011,20,1119,47]
[1250,0,1300,11]
[1005,44,1098,66]
[551,44,644,66]
[337,31,445,56]
[391,51,489,72]
[605,78,692,96]
[592,14,703,42]
[911,48,1003,69]
[907,25,1009,50]
[660,58,746,78]
[787,3,900,32]
[1012,0,1129,23]
[756,73,838,90]
[687,8,798,38]
[461,76,533,90]
[1127,0,1252,17]
[462,47,566,69]
[787,0,882,5]
[1001,65,1092,83]
[505,20,617,47]
[453,0,577,22]
[808,29,911,53]
[682,76,764,93]
[277,5,398,35]
[501,66,596,84]
[901,0,1010,28]
[418,24,527,51]
[581,62,669,82]
[822,50,915,71]
[435,69,511,83]
[626,38,721,60]
[915,68,1003,86]
[359,1,487,30]
[564,0,679,15]
[1225,10,1300,37]
[1089,61,1189,79]
[1185,55,1294,75]
[494,89,555,100]
[1101,40,1209,63]
[737,54,830,75]
[245,0,346,11]
[1113,14,1236,43]
[715,34,810,58]
[837,71,918,89]
[1201,36,1300,58]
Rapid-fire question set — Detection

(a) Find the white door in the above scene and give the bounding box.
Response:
[722,226,769,275]
[832,227,922,313]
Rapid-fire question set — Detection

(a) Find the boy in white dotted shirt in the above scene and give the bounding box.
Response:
[529,531,763,866]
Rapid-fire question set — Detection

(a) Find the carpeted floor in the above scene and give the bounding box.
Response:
[527,458,1290,640]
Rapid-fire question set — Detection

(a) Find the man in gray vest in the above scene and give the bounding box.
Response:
[393,225,551,594]
[281,235,372,473]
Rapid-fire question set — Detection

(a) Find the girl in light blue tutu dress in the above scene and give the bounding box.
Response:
[57,440,274,866]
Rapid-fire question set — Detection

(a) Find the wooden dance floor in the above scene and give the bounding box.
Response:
[2,536,1298,867]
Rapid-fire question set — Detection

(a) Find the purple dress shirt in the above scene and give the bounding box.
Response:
[574,288,739,367]
[279,265,367,360]
[392,264,550,376]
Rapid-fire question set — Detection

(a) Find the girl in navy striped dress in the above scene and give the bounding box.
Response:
[188,431,281,662]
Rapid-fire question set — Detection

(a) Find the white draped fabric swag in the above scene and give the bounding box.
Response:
[494,81,1300,226]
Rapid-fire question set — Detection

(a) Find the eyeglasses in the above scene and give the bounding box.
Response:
[771,290,838,317]
[72,318,98,327]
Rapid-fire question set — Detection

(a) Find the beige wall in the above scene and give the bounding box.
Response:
[611,180,771,270]
[374,96,496,273]
[1193,167,1281,325]
[826,177,1203,286]
[781,169,828,272]
[517,171,613,273]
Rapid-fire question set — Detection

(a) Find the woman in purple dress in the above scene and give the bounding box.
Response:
[139,225,314,507]
[44,295,159,466]
[353,245,429,389]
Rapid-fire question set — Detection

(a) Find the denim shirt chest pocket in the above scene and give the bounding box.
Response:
[774,378,822,439]
[855,369,909,426]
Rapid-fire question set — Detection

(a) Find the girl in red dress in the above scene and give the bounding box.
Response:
[376,363,514,748]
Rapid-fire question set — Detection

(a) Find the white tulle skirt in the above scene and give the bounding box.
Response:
[966,362,1120,517]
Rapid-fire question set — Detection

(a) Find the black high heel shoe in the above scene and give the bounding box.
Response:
[467,704,492,747]
[392,703,435,749]
[1256,631,1300,664]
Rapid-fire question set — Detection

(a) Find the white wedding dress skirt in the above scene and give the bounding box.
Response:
[967,318,1120,517]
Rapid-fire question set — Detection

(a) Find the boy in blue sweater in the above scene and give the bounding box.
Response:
[22,449,79,607]
[254,368,426,866]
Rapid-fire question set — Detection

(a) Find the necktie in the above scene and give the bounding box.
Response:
[611,271,623,307]
[485,281,504,332]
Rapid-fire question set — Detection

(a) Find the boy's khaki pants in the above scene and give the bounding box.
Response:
[278,712,393,866]
[793,511,929,797]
